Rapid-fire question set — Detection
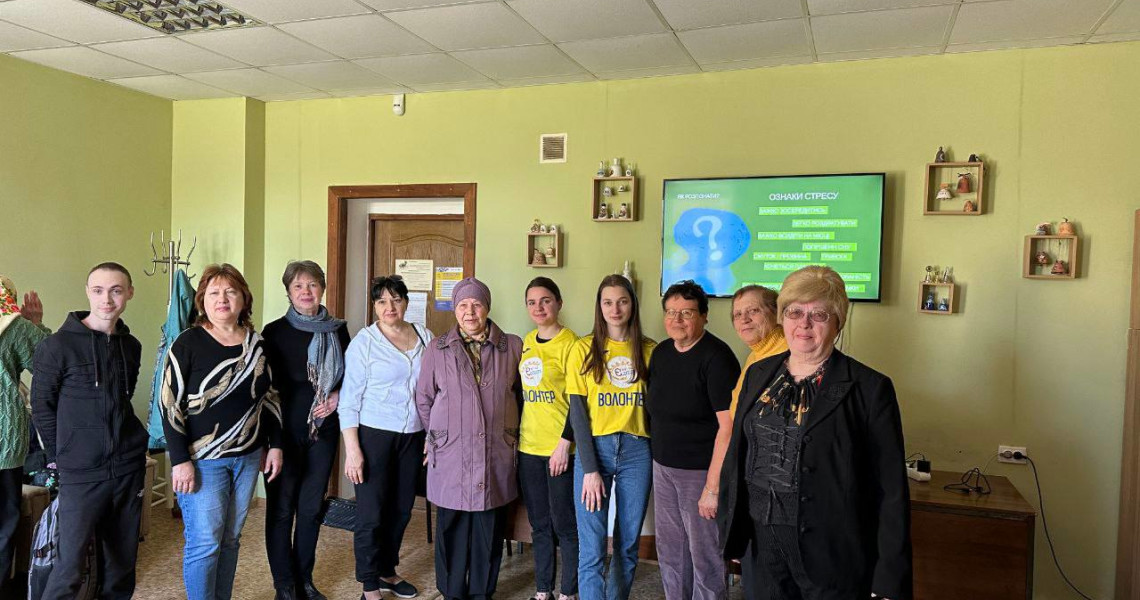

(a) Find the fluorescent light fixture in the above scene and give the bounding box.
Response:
[77,0,260,34]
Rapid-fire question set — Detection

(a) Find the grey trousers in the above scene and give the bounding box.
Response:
[652,461,727,600]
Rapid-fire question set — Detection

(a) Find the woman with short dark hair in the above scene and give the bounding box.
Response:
[261,260,350,600]
[341,275,433,600]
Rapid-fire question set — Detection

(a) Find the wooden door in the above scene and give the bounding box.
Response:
[369,215,466,337]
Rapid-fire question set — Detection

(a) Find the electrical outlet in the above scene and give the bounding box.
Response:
[998,445,1028,464]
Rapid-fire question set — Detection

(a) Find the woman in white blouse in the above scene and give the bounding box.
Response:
[340,275,433,600]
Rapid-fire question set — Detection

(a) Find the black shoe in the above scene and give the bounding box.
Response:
[296,581,327,600]
[377,579,418,598]
[274,586,298,600]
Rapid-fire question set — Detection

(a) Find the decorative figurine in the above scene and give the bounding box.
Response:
[936,183,953,200]
[968,153,980,163]
[941,266,953,284]
[1051,259,1068,275]
[539,224,548,233]
[530,219,542,233]
[617,184,627,192]
[625,165,634,177]
[532,248,545,265]
[923,293,936,311]
[1058,218,1076,236]
[603,186,613,197]
[956,172,971,194]
[935,146,947,163]
[937,297,950,311]
[609,158,623,178]
[923,266,933,283]
[1035,250,1049,265]
[597,161,607,177]
[544,246,556,264]
[597,203,609,219]
[549,224,558,235]
[622,260,634,284]
[963,199,976,212]
[617,203,629,219]
[1035,222,1052,235]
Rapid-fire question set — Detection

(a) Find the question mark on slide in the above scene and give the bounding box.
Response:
[693,216,724,261]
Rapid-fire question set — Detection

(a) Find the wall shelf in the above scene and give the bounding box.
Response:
[919,282,956,314]
[1023,235,1077,279]
[592,176,638,222]
[527,231,562,268]
[924,161,985,216]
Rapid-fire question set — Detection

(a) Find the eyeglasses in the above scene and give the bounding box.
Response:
[782,307,831,323]
[664,308,699,321]
[731,307,763,322]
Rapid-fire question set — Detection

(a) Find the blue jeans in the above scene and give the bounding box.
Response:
[574,433,652,600]
[176,453,261,600]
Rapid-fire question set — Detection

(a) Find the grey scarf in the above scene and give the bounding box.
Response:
[285,305,345,439]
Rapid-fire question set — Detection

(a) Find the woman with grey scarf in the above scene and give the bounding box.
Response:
[261,261,350,600]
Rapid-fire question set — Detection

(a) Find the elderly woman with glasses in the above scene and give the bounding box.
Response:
[717,266,912,600]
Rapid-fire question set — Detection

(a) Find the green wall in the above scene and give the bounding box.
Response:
[252,42,1140,598]
[0,53,172,416]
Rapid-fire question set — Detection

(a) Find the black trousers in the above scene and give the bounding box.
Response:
[264,433,338,588]
[518,452,578,596]
[0,467,21,593]
[750,522,867,600]
[353,427,424,591]
[41,469,144,600]
[435,505,508,600]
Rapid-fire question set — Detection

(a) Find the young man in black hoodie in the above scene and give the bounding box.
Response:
[31,262,147,600]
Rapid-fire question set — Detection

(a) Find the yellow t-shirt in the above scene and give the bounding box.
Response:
[519,327,579,456]
[565,335,657,439]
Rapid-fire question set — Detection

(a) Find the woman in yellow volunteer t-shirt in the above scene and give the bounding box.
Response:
[517,277,579,600]
[566,274,656,600]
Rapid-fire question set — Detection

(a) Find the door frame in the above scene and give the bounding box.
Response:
[365,213,466,325]
[326,183,477,319]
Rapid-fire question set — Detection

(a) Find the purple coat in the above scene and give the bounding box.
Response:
[415,321,523,512]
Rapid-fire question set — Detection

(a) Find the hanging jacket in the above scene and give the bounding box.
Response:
[30,312,146,485]
[0,315,51,470]
[146,269,194,449]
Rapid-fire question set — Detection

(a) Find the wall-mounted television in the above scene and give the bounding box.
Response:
[661,173,885,301]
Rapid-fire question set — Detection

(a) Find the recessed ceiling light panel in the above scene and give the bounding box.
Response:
[77,0,260,34]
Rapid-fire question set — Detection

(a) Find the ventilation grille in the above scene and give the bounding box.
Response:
[540,133,567,164]
[77,0,260,34]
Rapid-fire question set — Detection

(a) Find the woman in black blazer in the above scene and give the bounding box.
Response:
[717,266,911,600]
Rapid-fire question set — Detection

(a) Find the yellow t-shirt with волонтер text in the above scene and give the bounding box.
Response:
[564,335,656,439]
[518,327,579,457]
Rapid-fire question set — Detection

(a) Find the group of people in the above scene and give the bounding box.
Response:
[0,258,912,600]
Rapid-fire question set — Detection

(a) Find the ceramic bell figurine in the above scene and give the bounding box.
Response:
[532,248,545,265]
[1058,218,1076,236]
[936,183,953,200]
[530,219,542,233]
[923,293,936,311]
[935,146,947,163]
[963,199,976,212]
[1035,222,1052,235]
[544,246,556,264]
[603,186,613,197]
[539,224,548,233]
[548,224,558,235]
[923,266,933,283]
[1035,250,1049,265]
[941,266,953,284]
[625,165,634,177]
[597,203,609,219]
[968,153,980,163]
[956,172,971,194]
[617,203,629,219]
[617,184,627,192]
[1051,259,1068,275]
[937,297,950,311]
[609,158,623,178]
[597,160,607,177]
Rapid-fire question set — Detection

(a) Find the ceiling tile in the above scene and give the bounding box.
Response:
[107,74,235,100]
[384,2,546,51]
[0,19,71,52]
[11,46,162,79]
[950,0,1114,44]
[255,91,333,101]
[409,79,500,92]
[817,45,941,62]
[264,60,400,90]
[0,0,160,43]
[180,26,338,66]
[558,32,693,72]
[1089,31,1140,42]
[654,0,802,30]
[216,0,370,24]
[355,53,491,84]
[593,64,700,79]
[452,44,584,79]
[495,73,597,87]
[808,0,958,16]
[812,5,954,53]
[359,0,483,10]
[699,55,814,71]
[677,19,810,63]
[92,37,246,73]
[184,68,317,96]
[329,85,413,97]
[505,0,666,42]
[946,35,1086,52]
[277,14,438,58]
[1098,0,1140,34]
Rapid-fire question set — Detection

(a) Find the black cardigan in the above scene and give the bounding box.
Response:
[717,350,912,599]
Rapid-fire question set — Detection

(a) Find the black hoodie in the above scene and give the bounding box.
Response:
[31,311,146,485]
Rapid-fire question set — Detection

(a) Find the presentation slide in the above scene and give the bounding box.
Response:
[661,174,884,301]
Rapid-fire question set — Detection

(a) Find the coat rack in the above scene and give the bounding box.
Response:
[144,229,196,304]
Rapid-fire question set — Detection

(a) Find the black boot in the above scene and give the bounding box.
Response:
[297,581,328,600]
[274,585,298,600]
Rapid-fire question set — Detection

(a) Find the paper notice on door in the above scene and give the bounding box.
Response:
[406,292,428,326]
[394,259,433,291]
[434,267,463,300]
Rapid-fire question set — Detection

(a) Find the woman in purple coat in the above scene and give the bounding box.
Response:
[415,277,523,600]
